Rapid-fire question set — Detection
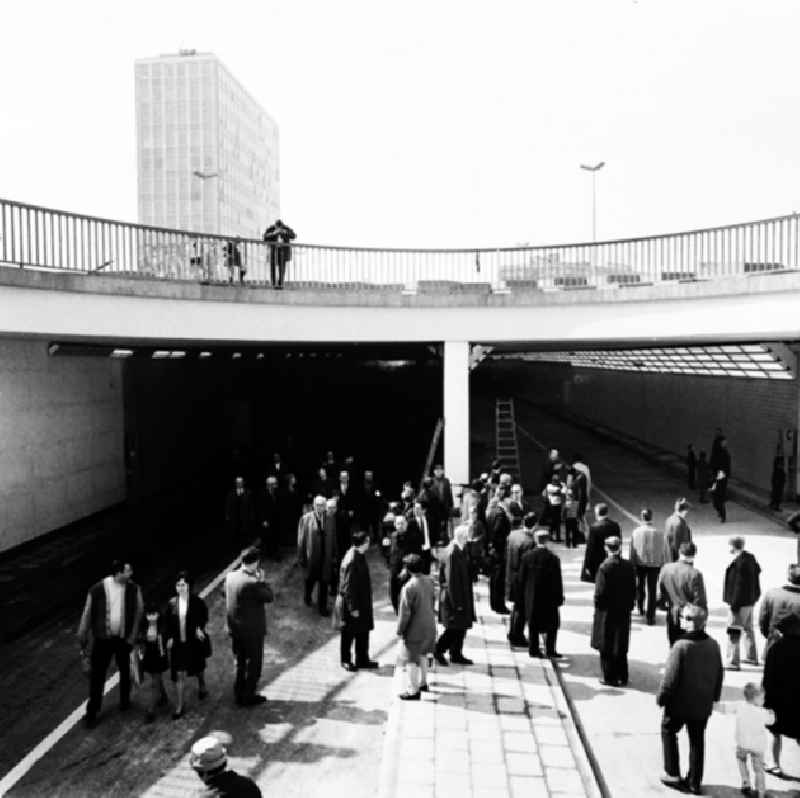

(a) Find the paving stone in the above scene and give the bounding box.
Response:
[434,749,471,773]
[505,752,543,777]
[468,721,502,740]
[544,767,585,793]
[509,775,550,797]
[472,788,511,798]
[539,744,577,768]
[522,684,554,705]
[436,711,468,730]
[398,768,436,787]
[471,762,509,788]
[503,731,538,754]
[498,713,532,732]
[400,738,436,761]
[496,697,526,714]
[533,724,569,746]
[469,744,506,765]
[436,730,470,750]
[530,707,563,725]
[435,773,472,796]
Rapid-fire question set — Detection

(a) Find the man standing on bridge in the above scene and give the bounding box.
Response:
[262,218,296,289]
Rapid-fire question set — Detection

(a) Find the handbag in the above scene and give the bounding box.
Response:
[331,594,344,630]
[130,648,142,687]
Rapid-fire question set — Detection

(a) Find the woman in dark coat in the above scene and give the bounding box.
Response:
[165,571,210,719]
[338,531,377,670]
[763,616,800,775]
[590,537,636,686]
[518,530,564,658]
[434,525,476,665]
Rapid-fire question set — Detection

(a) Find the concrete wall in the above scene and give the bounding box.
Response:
[0,338,125,553]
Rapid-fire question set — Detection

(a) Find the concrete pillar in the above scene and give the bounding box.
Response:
[444,340,470,493]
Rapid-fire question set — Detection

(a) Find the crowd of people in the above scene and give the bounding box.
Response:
[74,440,800,797]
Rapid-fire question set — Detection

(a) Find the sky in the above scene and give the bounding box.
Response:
[1,0,799,248]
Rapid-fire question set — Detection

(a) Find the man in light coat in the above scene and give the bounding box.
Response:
[630,507,666,625]
[297,496,337,616]
[658,541,707,647]
[722,536,761,669]
[664,498,692,563]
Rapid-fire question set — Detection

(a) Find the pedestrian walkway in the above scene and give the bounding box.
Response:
[512,402,800,797]
[379,578,600,798]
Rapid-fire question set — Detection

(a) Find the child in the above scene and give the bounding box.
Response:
[563,488,579,549]
[138,602,169,723]
[396,554,436,700]
[716,682,774,797]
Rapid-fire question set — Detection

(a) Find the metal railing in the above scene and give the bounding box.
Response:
[1,197,799,291]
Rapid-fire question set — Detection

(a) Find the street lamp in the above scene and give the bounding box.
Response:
[580,161,605,241]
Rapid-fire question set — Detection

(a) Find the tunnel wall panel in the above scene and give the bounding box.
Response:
[0,339,125,553]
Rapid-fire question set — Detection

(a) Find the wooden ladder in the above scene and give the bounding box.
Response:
[495,398,521,481]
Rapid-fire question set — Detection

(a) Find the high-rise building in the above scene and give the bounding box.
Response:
[135,50,279,238]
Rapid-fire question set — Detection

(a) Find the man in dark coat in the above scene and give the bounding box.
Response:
[518,529,564,659]
[758,563,800,650]
[407,499,434,574]
[657,604,723,795]
[339,531,378,671]
[709,437,731,523]
[388,515,424,613]
[487,497,512,614]
[334,470,357,537]
[664,498,692,563]
[297,496,336,616]
[581,503,621,583]
[262,218,296,289]
[434,525,476,666]
[506,512,537,646]
[224,548,274,706]
[77,559,144,728]
[763,616,800,770]
[722,536,761,669]
[591,537,636,686]
[431,464,454,545]
[658,541,707,647]
[279,473,304,548]
[257,476,282,559]
[225,476,257,546]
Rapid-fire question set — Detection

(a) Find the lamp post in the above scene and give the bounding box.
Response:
[580,161,605,241]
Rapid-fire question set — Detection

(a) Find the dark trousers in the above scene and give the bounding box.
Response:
[712,482,727,521]
[340,627,369,665]
[635,566,660,622]
[489,560,507,612]
[436,628,467,658]
[528,628,557,656]
[232,633,264,701]
[87,637,131,719]
[565,517,579,548]
[600,652,628,684]
[661,710,708,789]
[390,573,403,614]
[508,602,527,642]
[666,612,683,647]
[305,574,329,614]
[270,258,287,288]
[546,506,562,542]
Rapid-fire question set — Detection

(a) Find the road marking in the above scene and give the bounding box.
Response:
[515,422,639,525]
[0,551,245,796]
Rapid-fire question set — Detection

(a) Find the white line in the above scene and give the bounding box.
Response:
[515,422,639,525]
[0,551,245,796]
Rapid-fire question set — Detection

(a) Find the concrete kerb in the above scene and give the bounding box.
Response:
[376,688,404,798]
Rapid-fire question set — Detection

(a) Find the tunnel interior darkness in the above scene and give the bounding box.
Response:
[121,342,444,531]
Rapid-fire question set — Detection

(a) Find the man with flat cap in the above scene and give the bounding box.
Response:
[190,731,261,796]
[591,536,636,686]
[658,541,707,647]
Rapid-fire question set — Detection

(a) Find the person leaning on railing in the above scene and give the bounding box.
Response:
[262,219,296,290]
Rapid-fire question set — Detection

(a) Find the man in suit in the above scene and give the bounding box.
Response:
[722,536,761,669]
[257,476,282,559]
[225,476,257,546]
[664,499,692,562]
[407,499,433,574]
[339,531,379,671]
[581,503,621,583]
[630,507,666,625]
[297,496,336,616]
[224,547,274,706]
[432,464,454,545]
[657,604,723,795]
[591,537,636,686]
[506,512,537,646]
[334,470,357,535]
[78,558,144,728]
[518,529,564,658]
[267,452,287,487]
[487,496,512,614]
[658,541,707,647]
[388,514,425,612]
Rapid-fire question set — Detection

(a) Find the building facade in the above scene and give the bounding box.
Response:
[135,50,279,238]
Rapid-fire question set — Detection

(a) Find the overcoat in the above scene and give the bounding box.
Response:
[389,525,425,576]
[664,513,692,562]
[297,510,337,582]
[438,543,476,630]
[723,550,761,610]
[165,594,211,676]
[763,630,800,740]
[396,575,436,664]
[581,518,621,582]
[505,528,535,602]
[591,555,636,654]
[339,547,374,633]
[518,546,564,632]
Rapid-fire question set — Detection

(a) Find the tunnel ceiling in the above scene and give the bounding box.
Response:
[484,342,796,380]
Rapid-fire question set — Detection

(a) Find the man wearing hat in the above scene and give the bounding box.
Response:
[190,732,262,796]
[506,512,537,646]
[432,464,454,545]
[658,541,707,647]
[591,536,636,686]
[518,529,564,658]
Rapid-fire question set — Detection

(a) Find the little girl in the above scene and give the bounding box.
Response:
[563,488,579,549]
[138,602,169,723]
[716,682,774,797]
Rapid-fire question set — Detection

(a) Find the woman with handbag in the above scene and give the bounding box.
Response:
[166,571,211,719]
